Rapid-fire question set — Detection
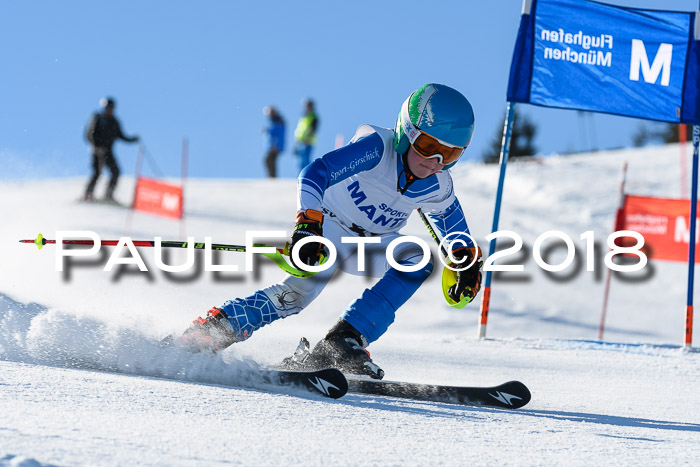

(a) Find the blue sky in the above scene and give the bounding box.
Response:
[1,0,697,180]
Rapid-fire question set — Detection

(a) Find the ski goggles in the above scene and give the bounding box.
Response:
[401,103,466,165]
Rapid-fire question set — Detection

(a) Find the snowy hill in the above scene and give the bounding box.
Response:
[1,144,699,466]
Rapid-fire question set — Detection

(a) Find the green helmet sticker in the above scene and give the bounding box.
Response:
[407,84,438,128]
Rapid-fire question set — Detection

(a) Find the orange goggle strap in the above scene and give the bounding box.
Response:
[296,208,324,224]
[400,98,466,165]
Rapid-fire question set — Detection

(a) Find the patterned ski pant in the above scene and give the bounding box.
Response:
[220,217,434,344]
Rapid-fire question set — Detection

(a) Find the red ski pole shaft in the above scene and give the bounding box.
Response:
[18,233,320,279]
[19,234,283,253]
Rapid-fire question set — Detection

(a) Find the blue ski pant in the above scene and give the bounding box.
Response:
[220,217,434,344]
[296,144,314,174]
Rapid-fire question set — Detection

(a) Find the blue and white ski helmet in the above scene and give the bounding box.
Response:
[393,84,475,169]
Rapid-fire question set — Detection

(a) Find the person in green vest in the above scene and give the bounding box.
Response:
[293,98,319,173]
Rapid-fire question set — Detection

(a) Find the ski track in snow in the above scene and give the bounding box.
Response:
[1,145,700,465]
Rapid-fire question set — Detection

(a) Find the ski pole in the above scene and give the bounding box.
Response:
[416,209,472,309]
[417,208,449,258]
[19,233,319,279]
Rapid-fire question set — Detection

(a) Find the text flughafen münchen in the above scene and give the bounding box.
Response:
[540,28,613,66]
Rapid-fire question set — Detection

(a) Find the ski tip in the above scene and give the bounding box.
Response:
[313,368,349,399]
[497,380,531,409]
[280,367,348,399]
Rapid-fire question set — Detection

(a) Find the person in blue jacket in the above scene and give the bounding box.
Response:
[180,84,483,379]
[263,106,286,178]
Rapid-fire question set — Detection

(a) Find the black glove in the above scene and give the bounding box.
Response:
[447,246,483,302]
[290,209,324,269]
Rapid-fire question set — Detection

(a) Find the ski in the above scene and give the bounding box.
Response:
[267,368,348,399]
[346,378,531,409]
[278,338,530,408]
[76,197,126,208]
[159,335,347,399]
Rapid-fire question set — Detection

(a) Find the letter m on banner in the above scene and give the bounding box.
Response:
[508,0,700,124]
[620,195,700,263]
[132,177,184,219]
[629,39,673,86]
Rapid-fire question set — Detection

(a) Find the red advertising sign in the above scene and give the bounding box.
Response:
[132,177,183,219]
[621,195,699,263]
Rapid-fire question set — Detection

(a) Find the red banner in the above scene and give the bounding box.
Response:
[132,177,183,219]
[621,195,699,263]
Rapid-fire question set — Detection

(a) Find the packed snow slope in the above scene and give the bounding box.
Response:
[1,143,699,466]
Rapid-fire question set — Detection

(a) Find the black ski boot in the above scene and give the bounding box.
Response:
[283,320,384,379]
[177,306,238,352]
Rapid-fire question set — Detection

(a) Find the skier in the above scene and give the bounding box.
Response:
[180,84,483,379]
[83,97,140,202]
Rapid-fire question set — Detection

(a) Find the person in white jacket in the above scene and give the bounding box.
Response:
[180,84,483,379]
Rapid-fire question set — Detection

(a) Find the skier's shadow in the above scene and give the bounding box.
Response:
[341,397,700,433]
[513,408,700,433]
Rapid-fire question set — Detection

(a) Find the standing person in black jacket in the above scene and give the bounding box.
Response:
[83,97,139,202]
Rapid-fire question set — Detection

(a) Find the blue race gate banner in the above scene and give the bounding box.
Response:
[508,0,700,124]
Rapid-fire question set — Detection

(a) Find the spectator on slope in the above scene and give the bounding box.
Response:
[293,98,319,173]
[83,97,139,203]
[263,106,286,178]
